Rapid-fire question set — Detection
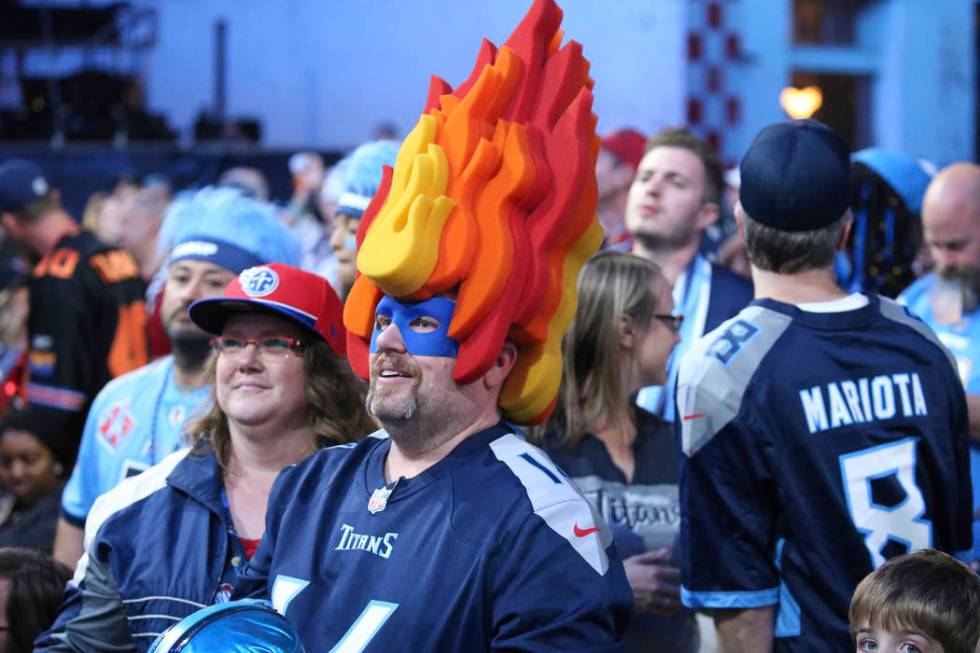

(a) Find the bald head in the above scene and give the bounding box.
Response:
[922,162,980,279]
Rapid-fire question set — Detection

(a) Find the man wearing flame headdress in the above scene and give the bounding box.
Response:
[232,1,633,649]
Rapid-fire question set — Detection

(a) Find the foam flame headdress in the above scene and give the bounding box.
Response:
[343,0,603,425]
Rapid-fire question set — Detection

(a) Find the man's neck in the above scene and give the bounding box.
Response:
[750,265,847,304]
[172,340,212,390]
[382,411,500,483]
[130,236,159,280]
[172,362,209,390]
[36,211,79,256]
[631,238,699,286]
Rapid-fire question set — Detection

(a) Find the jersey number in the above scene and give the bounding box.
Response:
[107,301,148,377]
[272,575,398,652]
[839,437,932,568]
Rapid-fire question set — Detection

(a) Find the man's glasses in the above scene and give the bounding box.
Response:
[653,314,684,332]
[210,336,304,359]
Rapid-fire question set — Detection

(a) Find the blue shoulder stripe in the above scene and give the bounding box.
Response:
[680,586,779,609]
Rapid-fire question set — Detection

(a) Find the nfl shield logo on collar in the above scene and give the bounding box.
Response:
[368,486,392,514]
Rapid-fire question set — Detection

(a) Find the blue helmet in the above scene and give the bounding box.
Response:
[148,600,305,653]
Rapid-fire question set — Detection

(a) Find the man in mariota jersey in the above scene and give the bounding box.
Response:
[231,1,633,650]
[677,120,971,651]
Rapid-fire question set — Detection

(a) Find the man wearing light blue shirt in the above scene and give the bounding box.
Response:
[625,127,753,422]
[899,161,980,563]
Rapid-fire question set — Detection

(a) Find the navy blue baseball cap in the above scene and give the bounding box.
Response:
[0,159,51,214]
[739,120,851,232]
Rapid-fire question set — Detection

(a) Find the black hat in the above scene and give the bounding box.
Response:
[1,406,67,470]
[739,119,851,232]
[0,159,51,214]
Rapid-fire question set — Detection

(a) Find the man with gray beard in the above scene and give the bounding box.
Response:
[363,296,495,467]
[899,161,980,564]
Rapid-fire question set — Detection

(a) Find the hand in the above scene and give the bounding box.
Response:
[624,547,682,616]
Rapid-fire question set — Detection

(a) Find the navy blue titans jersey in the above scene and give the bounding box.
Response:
[677,295,971,652]
[236,424,633,652]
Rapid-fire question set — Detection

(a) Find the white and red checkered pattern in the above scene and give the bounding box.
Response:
[686,0,742,166]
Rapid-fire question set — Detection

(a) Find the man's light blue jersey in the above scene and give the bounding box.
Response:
[900,272,980,561]
[61,356,211,526]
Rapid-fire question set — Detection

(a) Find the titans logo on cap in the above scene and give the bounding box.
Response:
[239,266,280,297]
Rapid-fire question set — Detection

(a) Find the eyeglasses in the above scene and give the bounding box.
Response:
[210,336,303,359]
[653,314,684,332]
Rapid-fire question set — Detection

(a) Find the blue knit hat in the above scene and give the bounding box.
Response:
[336,140,400,218]
[164,187,301,273]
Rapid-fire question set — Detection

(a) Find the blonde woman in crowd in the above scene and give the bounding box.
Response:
[534,250,695,653]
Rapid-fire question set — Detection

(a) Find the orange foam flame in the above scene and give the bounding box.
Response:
[344,0,601,424]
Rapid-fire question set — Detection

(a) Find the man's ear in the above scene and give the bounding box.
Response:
[695,201,720,232]
[734,202,747,244]
[484,340,518,390]
[0,211,20,238]
[836,210,854,252]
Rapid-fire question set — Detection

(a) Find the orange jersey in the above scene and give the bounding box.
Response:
[25,230,148,466]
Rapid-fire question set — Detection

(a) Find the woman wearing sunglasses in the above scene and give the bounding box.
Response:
[37,264,374,653]
[533,250,696,653]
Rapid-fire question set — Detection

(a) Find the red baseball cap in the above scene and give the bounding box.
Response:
[189,263,346,355]
[601,129,646,169]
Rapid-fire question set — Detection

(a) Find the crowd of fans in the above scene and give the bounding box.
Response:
[0,7,978,651]
[0,118,973,650]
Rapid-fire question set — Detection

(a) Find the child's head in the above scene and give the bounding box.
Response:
[849,549,980,653]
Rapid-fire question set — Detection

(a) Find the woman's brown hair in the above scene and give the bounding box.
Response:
[186,337,376,466]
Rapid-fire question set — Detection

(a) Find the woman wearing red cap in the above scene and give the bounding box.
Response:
[37,264,375,653]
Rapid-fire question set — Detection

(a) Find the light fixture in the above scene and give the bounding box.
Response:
[779,85,823,120]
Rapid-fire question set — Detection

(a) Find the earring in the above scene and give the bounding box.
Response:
[54,462,64,477]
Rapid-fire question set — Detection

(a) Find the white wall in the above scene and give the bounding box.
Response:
[725,0,975,166]
[141,0,688,149]
[877,0,976,165]
[725,0,794,163]
[13,0,976,165]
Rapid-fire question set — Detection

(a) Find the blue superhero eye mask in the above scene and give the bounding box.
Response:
[370,295,459,358]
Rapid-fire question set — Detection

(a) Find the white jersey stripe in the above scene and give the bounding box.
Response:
[489,433,611,575]
[74,449,190,585]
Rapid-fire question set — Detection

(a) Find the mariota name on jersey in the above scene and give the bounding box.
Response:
[799,372,928,434]
[335,523,399,559]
